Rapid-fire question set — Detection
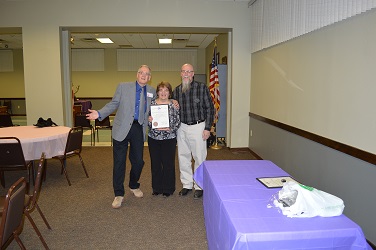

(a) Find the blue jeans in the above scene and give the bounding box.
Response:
[113,122,144,196]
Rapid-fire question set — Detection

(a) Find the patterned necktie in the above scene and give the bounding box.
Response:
[138,87,145,125]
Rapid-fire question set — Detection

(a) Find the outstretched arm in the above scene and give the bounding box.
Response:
[86,109,99,120]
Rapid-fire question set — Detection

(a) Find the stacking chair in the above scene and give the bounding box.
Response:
[0,112,15,127]
[0,177,27,250]
[0,153,50,249]
[0,137,34,188]
[23,152,50,249]
[52,127,89,186]
[95,116,112,146]
[74,111,95,146]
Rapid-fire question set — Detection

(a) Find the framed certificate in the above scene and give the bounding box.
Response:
[150,104,169,129]
[256,176,298,188]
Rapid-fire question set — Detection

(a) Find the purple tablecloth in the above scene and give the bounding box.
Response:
[194,160,371,250]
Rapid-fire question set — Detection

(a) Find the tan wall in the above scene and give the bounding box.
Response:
[72,48,207,98]
[250,9,376,154]
[0,49,24,97]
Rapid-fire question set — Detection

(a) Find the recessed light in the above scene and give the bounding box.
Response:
[159,38,172,44]
[96,38,114,44]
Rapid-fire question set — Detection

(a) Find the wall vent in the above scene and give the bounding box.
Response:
[173,38,188,42]
[119,44,133,48]
[81,38,97,42]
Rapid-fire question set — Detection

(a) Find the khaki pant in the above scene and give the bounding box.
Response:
[177,122,207,190]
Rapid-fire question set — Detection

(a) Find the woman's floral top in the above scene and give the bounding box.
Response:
[148,99,181,140]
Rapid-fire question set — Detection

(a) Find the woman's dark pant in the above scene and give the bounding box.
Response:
[148,137,177,194]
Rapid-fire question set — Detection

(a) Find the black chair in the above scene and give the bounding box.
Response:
[52,127,89,186]
[0,177,27,249]
[74,112,95,146]
[0,112,15,127]
[95,116,112,146]
[0,137,34,188]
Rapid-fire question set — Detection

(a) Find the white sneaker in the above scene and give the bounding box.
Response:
[130,188,144,198]
[112,196,124,209]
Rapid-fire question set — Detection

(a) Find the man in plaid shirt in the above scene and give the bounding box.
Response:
[172,63,215,199]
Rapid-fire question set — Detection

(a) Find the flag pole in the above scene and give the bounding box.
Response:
[210,125,222,150]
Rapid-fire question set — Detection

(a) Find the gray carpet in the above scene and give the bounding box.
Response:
[2,146,256,250]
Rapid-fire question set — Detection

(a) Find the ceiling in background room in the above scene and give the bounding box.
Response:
[0,32,220,49]
[70,32,219,49]
[0,33,22,49]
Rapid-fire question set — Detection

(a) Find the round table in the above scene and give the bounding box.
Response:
[0,126,71,161]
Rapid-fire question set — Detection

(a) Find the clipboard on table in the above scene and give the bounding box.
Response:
[256,176,298,188]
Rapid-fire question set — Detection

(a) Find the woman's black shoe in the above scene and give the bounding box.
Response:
[163,193,171,197]
[152,192,160,196]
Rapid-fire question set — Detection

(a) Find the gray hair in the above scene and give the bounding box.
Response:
[139,65,152,75]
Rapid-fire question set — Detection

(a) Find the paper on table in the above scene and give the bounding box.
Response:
[150,104,169,129]
[257,176,298,188]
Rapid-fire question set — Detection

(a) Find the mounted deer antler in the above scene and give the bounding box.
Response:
[73,85,80,95]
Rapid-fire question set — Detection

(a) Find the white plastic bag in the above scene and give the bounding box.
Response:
[273,181,345,218]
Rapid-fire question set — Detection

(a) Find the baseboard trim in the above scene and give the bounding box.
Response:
[248,148,263,160]
[249,112,376,166]
[227,147,263,160]
[367,240,376,250]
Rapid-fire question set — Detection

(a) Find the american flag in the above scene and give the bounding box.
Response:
[209,44,220,124]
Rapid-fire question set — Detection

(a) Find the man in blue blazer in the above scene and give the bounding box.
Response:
[87,65,156,208]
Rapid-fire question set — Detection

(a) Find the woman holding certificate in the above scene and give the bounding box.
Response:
[148,81,181,197]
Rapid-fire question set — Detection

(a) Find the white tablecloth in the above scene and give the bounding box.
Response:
[0,126,70,161]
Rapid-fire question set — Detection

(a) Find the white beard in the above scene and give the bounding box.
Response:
[182,79,190,93]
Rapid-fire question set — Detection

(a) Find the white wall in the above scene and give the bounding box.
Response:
[0,0,251,148]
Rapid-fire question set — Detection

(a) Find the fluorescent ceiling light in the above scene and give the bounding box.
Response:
[159,38,172,44]
[96,38,114,44]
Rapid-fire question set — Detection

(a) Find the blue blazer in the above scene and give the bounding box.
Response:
[98,82,156,142]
